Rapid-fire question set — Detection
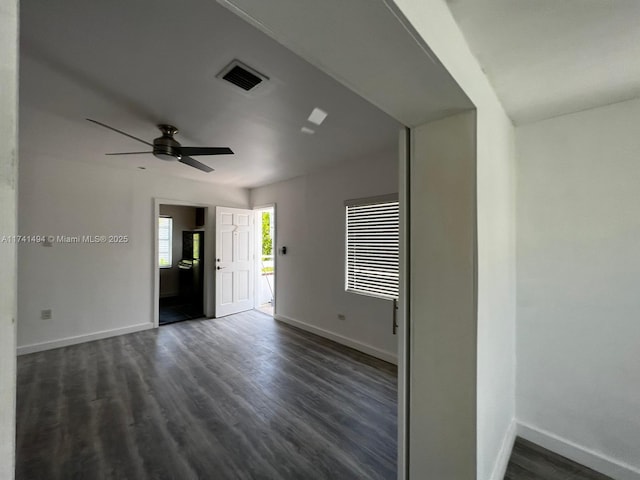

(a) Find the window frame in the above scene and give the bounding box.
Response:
[344,193,399,300]
[158,216,173,269]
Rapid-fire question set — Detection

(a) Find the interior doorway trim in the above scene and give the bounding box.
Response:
[153,198,213,328]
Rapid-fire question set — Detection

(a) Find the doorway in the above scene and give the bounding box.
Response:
[254,206,275,316]
[158,204,207,325]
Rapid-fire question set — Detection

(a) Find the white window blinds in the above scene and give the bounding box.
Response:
[345,195,399,299]
[158,217,172,268]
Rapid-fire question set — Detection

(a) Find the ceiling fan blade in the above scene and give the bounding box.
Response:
[179,156,214,173]
[105,152,153,155]
[179,146,234,156]
[86,119,153,147]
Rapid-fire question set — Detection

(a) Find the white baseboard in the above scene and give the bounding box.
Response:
[17,323,155,355]
[274,314,398,364]
[490,418,517,480]
[517,422,640,480]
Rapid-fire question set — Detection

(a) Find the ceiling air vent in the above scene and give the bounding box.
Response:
[217,60,269,93]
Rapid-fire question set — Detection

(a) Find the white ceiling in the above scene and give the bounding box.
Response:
[19,0,403,188]
[218,0,473,127]
[447,0,640,124]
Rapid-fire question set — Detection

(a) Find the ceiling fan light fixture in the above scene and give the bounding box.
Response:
[154,152,178,162]
[153,126,182,160]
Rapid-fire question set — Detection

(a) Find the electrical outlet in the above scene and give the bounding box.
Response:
[41,309,52,320]
[337,313,346,321]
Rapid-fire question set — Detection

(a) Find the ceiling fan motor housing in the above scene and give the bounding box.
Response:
[153,125,181,160]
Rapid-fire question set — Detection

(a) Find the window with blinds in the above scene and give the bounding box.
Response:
[345,195,399,299]
[158,216,173,268]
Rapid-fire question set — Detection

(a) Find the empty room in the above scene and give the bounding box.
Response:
[13,0,404,478]
[2,1,639,480]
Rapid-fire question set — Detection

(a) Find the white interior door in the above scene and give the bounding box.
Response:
[215,206,255,317]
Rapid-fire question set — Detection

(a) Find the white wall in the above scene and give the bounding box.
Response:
[409,112,477,479]
[0,0,18,477]
[251,150,399,363]
[391,2,517,479]
[18,153,248,353]
[159,204,198,297]
[517,97,640,478]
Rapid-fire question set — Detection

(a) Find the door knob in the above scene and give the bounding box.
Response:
[217,266,226,270]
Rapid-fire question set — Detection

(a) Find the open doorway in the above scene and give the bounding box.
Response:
[254,206,275,316]
[158,204,207,325]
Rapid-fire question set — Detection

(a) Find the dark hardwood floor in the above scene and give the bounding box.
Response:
[505,437,614,480]
[16,310,397,480]
[18,310,611,480]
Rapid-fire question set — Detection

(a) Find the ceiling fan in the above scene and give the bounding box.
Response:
[87,119,234,172]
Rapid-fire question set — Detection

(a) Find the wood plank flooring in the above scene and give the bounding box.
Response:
[505,437,614,480]
[16,310,397,480]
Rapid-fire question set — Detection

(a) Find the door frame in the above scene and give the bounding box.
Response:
[252,203,277,314]
[153,198,213,328]
[398,128,410,478]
